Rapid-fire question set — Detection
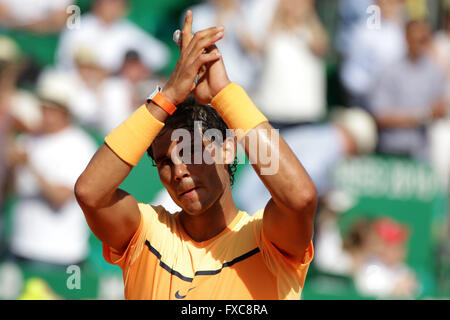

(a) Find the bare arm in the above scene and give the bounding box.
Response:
[75,104,172,253]
[376,100,447,129]
[375,113,424,129]
[29,165,74,209]
[75,12,225,253]
[20,10,69,34]
[6,146,74,209]
[243,123,317,262]
[0,7,69,33]
[180,13,317,262]
[306,12,329,57]
[74,143,141,253]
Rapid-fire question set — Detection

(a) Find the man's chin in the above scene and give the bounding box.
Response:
[178,199,213,217]
[176,189,206,214]
[180,205,206,217]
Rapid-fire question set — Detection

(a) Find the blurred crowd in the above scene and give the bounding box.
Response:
[0,0,449,299]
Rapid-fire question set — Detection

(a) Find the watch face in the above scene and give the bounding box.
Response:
[147,86,161,101]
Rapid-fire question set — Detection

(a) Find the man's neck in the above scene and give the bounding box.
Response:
[43,122,70,135]
[93,12,117,27]
[180,186,238,243]
[407,51,423,63]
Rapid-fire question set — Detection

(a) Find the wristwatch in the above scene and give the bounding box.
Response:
[146,86,177,115]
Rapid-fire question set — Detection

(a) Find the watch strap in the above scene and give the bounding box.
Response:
[147,86,177,115]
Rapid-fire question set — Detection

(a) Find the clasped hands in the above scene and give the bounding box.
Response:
[162,10,231,107]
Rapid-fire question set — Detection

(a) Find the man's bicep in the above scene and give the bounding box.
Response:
[80,188,141,254]
[262,199,314,263]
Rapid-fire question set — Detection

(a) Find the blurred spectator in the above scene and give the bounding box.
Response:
[66,47,160,136]
[240,0,279,54]
[369,19,446,160]
[431,7,450,104]
[63,46,153,136]
[0,0,73,33]
[354,217,419,299]
[429,6,450,190]
[0,40,13,239]
[103,49,167,126]
[94,49,155,135]
[7,70,97,267]
[342,218,375,274]
[0,36,43,135]
[314,214,373,276]
[64,47,109,133]
[335,0,374,55]
[56,0,169,75]
[340,0,407,109]
[0,36,42,248]
[253,0,329,127]
[0,36,21,209]
[187,0,260,93]
[118,49,154,108]
[0,35,25,132]
[233,107,377,215]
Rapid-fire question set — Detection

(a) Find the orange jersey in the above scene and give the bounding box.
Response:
[103,203,313,300]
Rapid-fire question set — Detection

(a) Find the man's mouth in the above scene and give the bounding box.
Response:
[178,187,198,197]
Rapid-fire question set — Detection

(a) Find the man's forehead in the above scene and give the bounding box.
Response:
[152,128,178,156]
[152,127,208,157]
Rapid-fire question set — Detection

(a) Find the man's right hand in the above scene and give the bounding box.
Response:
[162,10,225,106]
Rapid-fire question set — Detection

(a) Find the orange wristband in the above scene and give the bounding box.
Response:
[105,105,165,166]
[147,87,177,115]
[211,82,268,141]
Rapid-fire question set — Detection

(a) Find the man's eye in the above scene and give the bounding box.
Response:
[156,158,172,167]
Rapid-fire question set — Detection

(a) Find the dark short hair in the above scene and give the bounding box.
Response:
[147,95,238,186]
[123,49,140,62]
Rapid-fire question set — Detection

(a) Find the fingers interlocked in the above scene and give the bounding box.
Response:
[162,10,226,105]
[177,11,224,76]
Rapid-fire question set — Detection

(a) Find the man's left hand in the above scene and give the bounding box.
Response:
[174,11,231,104]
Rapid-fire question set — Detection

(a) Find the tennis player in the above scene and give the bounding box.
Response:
[75,11,317,300]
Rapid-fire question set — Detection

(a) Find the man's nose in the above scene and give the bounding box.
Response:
[173,161,190,182]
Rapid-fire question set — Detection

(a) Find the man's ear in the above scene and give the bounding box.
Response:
[222,136,236,166]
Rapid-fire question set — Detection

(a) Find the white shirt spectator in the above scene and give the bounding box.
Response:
[10,126,97,265]
[433,30,450,105]
[66,69,104,131]
[354,257,418,298]
[188,3,259,93]
[429,30,450,190]
[253,28,327,123]
[56,13,169,74]
[240,0,279,50]
[67,71,133,135]
[97,76,134,134]
[314,216,354,275]
[340,19,406,104]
